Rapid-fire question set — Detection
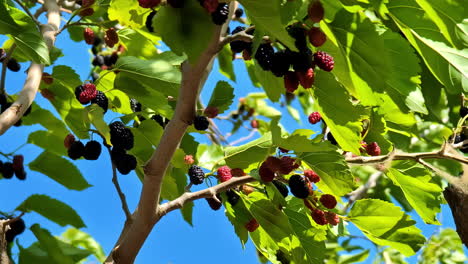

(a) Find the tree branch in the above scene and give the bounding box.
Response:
[158,175,255,217]
[343,171,383,212]
[0,45,16,95]
[105,4,236,263]
[107,146,132,222]
[0,0,61,135]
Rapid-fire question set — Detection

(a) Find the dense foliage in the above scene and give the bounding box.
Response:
[0,0,467,263]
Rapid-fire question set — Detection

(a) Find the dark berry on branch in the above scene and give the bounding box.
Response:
[193,115,209,131]
[284,71,299,93]
[84,140,102,160]
[130,99,142,112]
[308,1,324,23]
[145,11,157,32]
[313,51,334,72]
[291,49,313,72]
[273,180,289,198]
[230,26,250,53]
[454,134,466,144]
[15,168,26,180]
[204,106,219,118]
[287,26,307,51]
[271,50,291,77]
[92,55,105,67]
[308,112,321,124]
[255,43,274,71]
[460,106,468,118]
[152,114,166,128]
[7,58,20,72]
[68,141,85,160]
[91,91,108,113]
[0,94,7,105]
[2,162,14,179]
[366,142,381,156]
[109,121,134,150]
[116,153,137,175]
[206,194,222,211]
[79,7,94,17]
[188,165,205,185]
[226,189,240,206]
[304,169,320,183]
[42,73,54,85]
[168,0,184,8]
[289,175,309,198]
[279,156,300,175]
[259,163,275,182]
[211,3,229,25]
[138,0,160,8]
[235,8,243,18]
[5,218,25,242]
[12,155,23,172]
[325,211,340,226]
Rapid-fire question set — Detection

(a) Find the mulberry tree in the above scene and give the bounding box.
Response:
[0,0,467,263]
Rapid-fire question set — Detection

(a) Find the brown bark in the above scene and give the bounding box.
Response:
[443,185,468,248]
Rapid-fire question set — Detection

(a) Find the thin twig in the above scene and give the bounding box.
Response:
[158,175,255,217]
[106,147,132,222]
[416,158,461,186]
[0,45,16,95]
[230,129,257,146]
[56,21,98,36]
[343,171,383,212]
[55,14,81,36]
[12,0,42,26]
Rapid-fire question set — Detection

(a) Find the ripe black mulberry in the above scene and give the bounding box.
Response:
[211,3,229,25]
[68,141,85,160]
[188,165,205,185]
[7,58,20,72]
[255,43,274,71]
[288,175,309,198]
[272,180,289,198]
[84,140,102,160]
[109,121,134,150]
[2,162,14,179]
[193,115,209,131]
[91,91,108,113]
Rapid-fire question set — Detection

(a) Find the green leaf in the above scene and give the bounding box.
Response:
[86,104,111,145]
[28,130,67,156]
[108,0,148,28]
[46,65,90,139]
[95,71,133,115]
[60,228,106,262]
[19,240,92,264]
[238,0,297,51]
[180,201,193,227]
[388,0,468,93]
[21,104,68,135]
[29,224,75,264]
[0,0,20,34]
[218,45,236,82]
[118,28,159,59]
[153,2,215,63]
[17,194,85,228]
[206,81,234,115]
[29,151,91,191]
[114,56,181,98]
[386,161,443,225]
[271,118,320,152]
[254,63,284,102]
[349,199,426,256]
[224,194,251,247]
[338,250,370,264]
[300,145,356,197]
[196,143,224,171]
[363,110,392,154]
[224,133,273,169]
[313,71,366,154]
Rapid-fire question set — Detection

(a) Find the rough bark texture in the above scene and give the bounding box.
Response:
[443,185,468,248]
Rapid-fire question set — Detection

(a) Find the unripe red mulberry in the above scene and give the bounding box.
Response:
[217,165,232,182]
[366,142,381,156]
[308,112,321,124]
[104,28,119,48]
[84,28,95,45]
[308,1,324,23]
[311,209,328,225]
[79,7,94,17]
[308,27,326,47]
[319,194,337,209]
[284,71,299,93]
[325,211,340,226]
[304,169,320,183]
[138,0,161,8]
[259,163,275,182]
[64,134,76,149]
[264,156,282,172]
[42,73,54,84]
[313,51,334,72]
[279,156,300,175]
[245,219,259,232]
[250,119,259,129]
[297,68,315,89]
[204,106,219,118]
[231,168,246,177]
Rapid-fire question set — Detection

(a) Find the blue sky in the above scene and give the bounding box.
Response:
[1,6,466,264]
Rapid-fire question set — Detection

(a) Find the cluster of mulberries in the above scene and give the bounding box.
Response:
[258,156,300,183]
[65,133,102,161]
[74,83,108,113]
[109,121,137,174]
[3,217,26,242]
[87,29,123,82]
[0,154,26,180]
[0,93,31,127]
[0,49,21,72]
